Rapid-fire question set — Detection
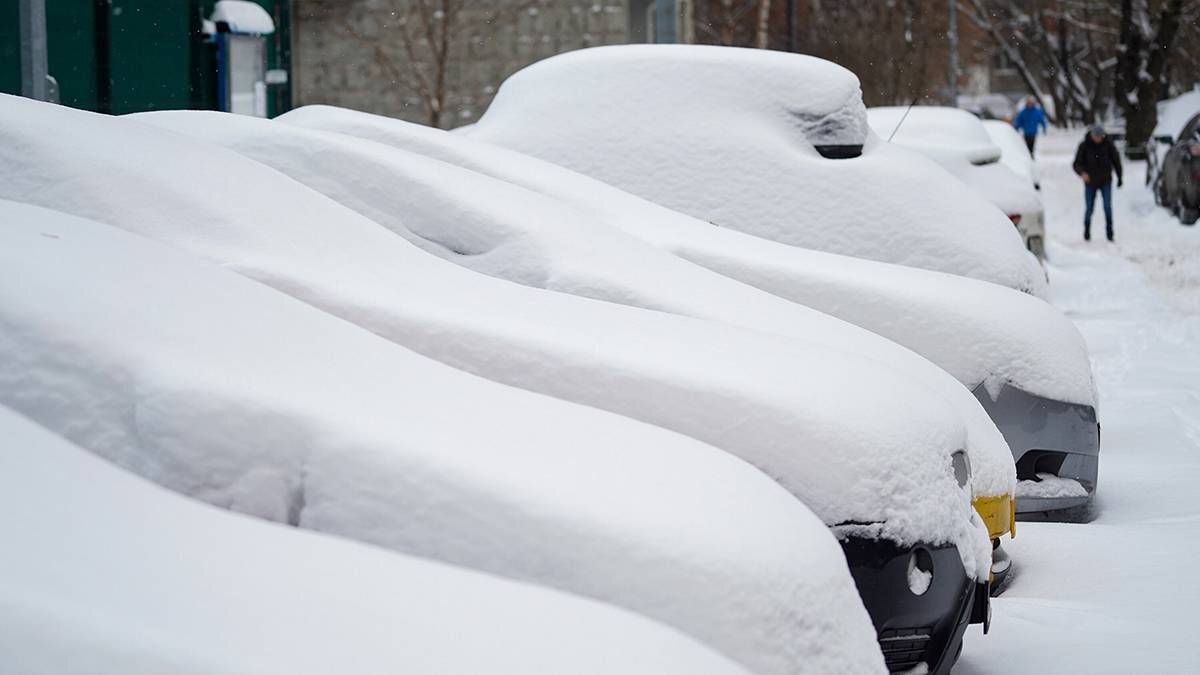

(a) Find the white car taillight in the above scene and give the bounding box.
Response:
[1008,214,1022,227]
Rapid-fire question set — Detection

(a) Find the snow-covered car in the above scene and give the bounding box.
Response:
[436,48,1098,520]
[466,45,1046,297]
[0,95,991,675]
[0,405,755,675]
[984,119,1042,191]
[137,108,1018,563]
[1152,112,1200,225]
[869,107,1047,260]
[0,199,882,675]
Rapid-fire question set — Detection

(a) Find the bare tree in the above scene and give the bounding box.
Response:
[1114,0,1192,153]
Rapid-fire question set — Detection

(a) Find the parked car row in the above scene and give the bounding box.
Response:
[1,45,1099,675]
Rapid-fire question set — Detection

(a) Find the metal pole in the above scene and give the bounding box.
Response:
[787,0,796,52]
[947,0,958,106]
[19,0,49,101]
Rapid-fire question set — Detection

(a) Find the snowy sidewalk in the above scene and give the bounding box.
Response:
[958,131,1200,673]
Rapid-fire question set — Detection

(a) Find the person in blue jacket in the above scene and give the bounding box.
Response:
[1012,97,1048,155]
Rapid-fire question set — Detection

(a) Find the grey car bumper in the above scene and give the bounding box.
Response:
[973,383,1099,520]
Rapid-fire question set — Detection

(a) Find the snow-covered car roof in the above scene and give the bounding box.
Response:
[143,107,1014,506]
[983,119,1040,189]
[466,45,1045,296]
[0,406,757,675]
[0,198,883,675]
[868,105,1002,165]
[869,107,1042,217]
[0,95,990,583]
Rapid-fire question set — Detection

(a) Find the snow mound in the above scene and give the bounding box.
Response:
[869,107,1042,217]
[0,95,990,583]
[210,0,275,34]
[0,199,884,675]
[1154,86,1200,140]
[0,405,756,675]
[134,109,1017,502]
[466,45,1046,296]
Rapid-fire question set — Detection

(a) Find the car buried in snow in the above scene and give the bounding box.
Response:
[1151,112,1200,225]
[1,94,990,675]
[0,198,883,675]
[868,106,1047,260]
[0,405,756,675]
[453,46,1101,524]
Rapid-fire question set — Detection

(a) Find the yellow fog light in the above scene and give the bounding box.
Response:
[973,493,1015,540]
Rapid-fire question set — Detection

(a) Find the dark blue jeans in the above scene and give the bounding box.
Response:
[1084,183,1113,239]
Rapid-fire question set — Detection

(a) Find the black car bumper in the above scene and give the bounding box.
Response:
[841,537,988,674]
[973,383,1100,520]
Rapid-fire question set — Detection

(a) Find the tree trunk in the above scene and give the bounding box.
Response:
[1115,0,1185,155]
[755,0,772,49]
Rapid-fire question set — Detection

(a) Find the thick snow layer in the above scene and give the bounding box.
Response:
[869,107,1043,217]
[1015,474,1089,499]
[0,95,990,581]
[0,199,884,675]
[0,406,756,675]
[467,45,1046,296]
[281,106,1095,409]
[135,109,1017,503]
[210,0,275,34]
[1153,86,1200,140]
[957,130,1200,673]
[983,120,1040,189]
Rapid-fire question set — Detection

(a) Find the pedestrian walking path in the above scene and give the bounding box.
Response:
[958,131,1200,673]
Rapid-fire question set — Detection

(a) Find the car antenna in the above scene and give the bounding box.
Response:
[887,95,922,143]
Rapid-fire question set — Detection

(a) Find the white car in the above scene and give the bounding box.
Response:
[0,405,754,675]
[467,45,1046,297]
[0,198,882,675]
[0,94,990,675]
[869,107,1046,260]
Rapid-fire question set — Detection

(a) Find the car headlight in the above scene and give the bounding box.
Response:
[951,450,971,488]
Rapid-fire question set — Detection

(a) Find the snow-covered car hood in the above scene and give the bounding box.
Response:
[465,45,1046,297]
[0,199,883,675]
[134,109,1015,503]
[869,107,1043,217]
[278,104,1095,428]
[0,406,757,675]
[0,95,990,584]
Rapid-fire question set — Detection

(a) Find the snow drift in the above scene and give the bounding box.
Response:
[134,109,1016,501]
[0,405,756,675]
[466,45,1047,296]
[0,95,990,583]
[0,199,884,675]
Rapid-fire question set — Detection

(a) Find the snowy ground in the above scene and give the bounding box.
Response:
[958,131,1200,673]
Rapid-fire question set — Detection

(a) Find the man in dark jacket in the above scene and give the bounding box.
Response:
[1012,97,1048,155]
[1073,124,1124,242]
